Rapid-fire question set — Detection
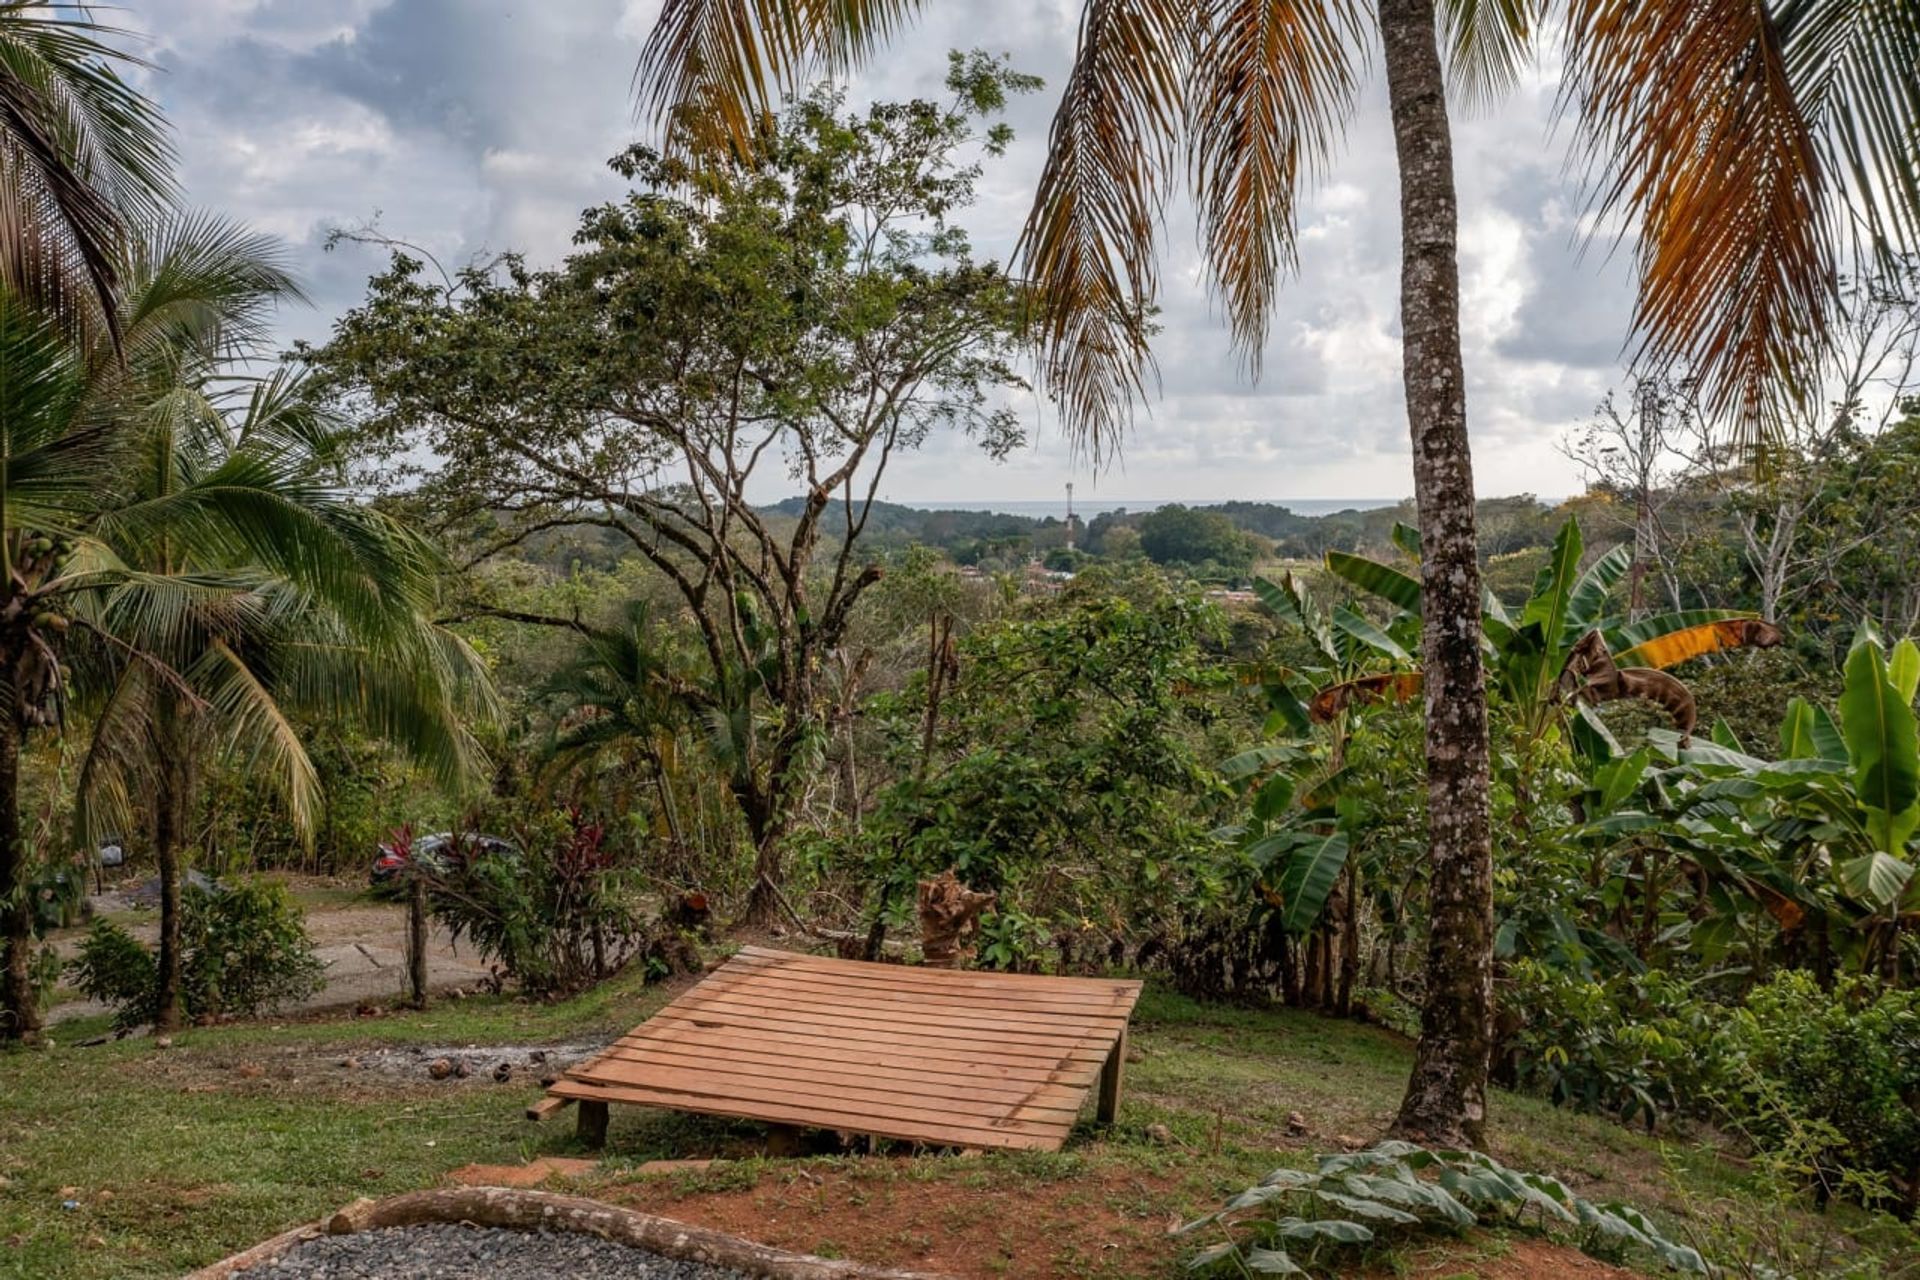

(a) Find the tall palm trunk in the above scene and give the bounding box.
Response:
[0,705,40,1044]
[1379,0,1495,1148]
[151,701,192,1033]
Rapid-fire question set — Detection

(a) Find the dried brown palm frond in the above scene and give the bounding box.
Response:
[1188,0,1366,368]
[1016,0,1190,462]
[635,0,925,155]
[1563,0,1839,441]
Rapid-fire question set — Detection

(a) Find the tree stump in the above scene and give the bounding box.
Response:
[916,870,994,969]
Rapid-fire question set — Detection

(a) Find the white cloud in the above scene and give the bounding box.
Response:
[132,0,1646,505]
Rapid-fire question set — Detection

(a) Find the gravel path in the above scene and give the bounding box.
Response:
[250,1223,751,1279]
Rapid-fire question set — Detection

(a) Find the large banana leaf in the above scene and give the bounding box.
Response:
[1519,519,1583,643]
[1331,605,1410,662]
[1324,551,1422,617]
[1779,697,1847,763]
[1836,851,1915,910]
[1891,638,1920,703]
[1563,543,1634,640]
[1274,831,1350,934]
[1839,639,1920,854]
[1609,611,1763,668]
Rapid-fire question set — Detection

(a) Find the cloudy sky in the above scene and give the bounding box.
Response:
[123,0,1639,508]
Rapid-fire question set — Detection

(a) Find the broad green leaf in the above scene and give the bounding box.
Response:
[1520,519,1583,646]
[1779,698,1847,762]
[1840,639,1920,853]
[1564,542,1634,637]
[1225,1183,1291,1211]
[1243,1247,1304,1275]
[1184,1239,1235,1265]
[1331,604,1411,661]
[1570,703,1622,762]
[1342,1173,1476,1226]
[1836,852,1914,908]
[1275,832,1350,934]
[1325,551,1421,617]
[1892,638,1920,703]
[1390,521,1422,561]
[1258,1168,1318,1189]
[1312,1189,1421,1223]
[1273,1217,1372,1244]
[1220,745,1301,781]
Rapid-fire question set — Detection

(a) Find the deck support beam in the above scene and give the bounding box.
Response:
[576,1099,609,1149]
[1097,1027,1126,1125]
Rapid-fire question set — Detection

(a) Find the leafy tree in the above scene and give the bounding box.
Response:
[310,64,1035,925]
[633,0,1920,1144]
[1137,504,1254,573]
[0,216,490,1041]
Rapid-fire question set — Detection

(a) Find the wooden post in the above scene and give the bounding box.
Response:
[576,1099,609,1149]
[1097,1029,1126,1125]
[406,877,429,1009]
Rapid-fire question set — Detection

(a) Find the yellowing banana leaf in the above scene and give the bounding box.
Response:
[1614,617,1782,670]
[1309,672,1424,723]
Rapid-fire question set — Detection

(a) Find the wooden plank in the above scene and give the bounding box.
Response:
[675,984,1119,1046]
[732,946,1138,995]
[611,1024,1107,1086]
[525,1095,572,1121]
[698,965,1136,1027]
[579,1042,1090,1114]
[547,1079,1061,1151]
[645,1006,1112,1066]
[566,1058,1083,1127]
[728,949,1141,1005]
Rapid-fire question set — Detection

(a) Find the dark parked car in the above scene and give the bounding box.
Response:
[369,832,518,889]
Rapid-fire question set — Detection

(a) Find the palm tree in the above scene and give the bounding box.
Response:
[0,217,492,1040]
[632,0,1920,1145]
[0,2,174,339]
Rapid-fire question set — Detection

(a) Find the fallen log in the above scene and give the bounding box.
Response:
[187,1185,951,1279]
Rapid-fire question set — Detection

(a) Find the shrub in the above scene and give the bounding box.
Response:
[1722,971,1920,1215]
[1499,961,1731,1130]
[68,880,324,1032]
[429,809,660,998]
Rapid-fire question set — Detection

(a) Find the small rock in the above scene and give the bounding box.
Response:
[491,1061,512,1084]
[1286,1111,1308,1136]
[427,1057,454,1080]
[1144,1123,1174,1145]
[153,1036,173,1050]
[452,1059,471,1079]
[58,1185,78,1197]
[447,987,465,1000]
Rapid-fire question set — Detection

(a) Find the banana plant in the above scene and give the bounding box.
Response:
[1222,572,1418,1010]
[1655,627,1919,975]
[1325,518,1779,750]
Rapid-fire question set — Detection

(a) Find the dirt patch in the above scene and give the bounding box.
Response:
[599,1162,1649,1280]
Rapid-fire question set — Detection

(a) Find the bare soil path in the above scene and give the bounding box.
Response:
[44,874,493,1022]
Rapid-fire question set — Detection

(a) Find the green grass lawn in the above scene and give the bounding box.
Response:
[0,966,1902,1279]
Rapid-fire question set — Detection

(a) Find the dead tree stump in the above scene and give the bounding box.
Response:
[916,870,994,969]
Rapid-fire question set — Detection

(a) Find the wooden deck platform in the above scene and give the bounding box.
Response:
[535,945,1143,1152]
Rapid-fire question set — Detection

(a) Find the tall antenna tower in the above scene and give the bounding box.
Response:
[1065,482,1075,551]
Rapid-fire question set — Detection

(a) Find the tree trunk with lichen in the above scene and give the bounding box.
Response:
[1380,0,1496,1149]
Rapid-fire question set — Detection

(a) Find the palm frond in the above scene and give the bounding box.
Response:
[1018,0,1190,460]
[0,2,174,339]
[1188,0,1365,365]
[1773,0,1920,257]
[1563,0,1831,439]
[1437,0,1537,110]
[634,0,925,154]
